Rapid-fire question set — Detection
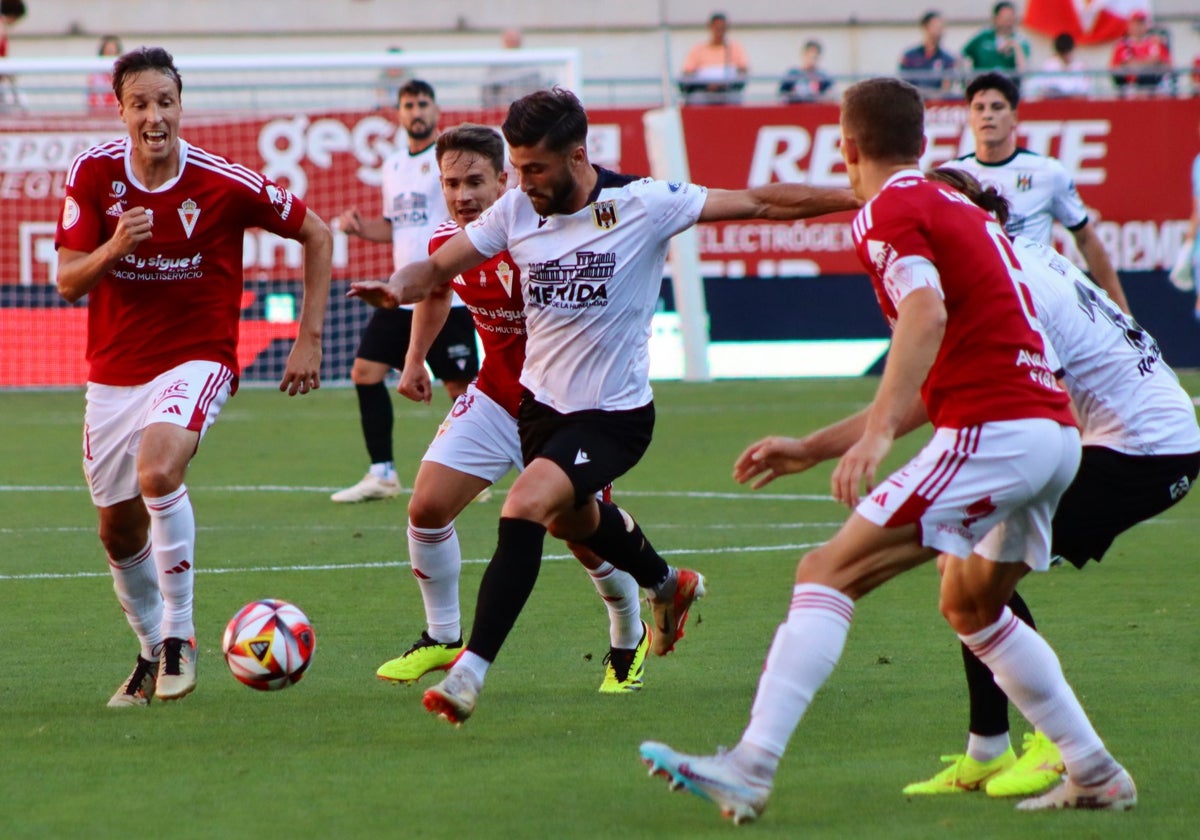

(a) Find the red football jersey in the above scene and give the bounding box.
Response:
[429,220,526,417]
[851,171,1074,429]
[56,138,307,385]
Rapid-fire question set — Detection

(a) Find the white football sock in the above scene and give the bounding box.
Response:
[960,607,1118,786]
[737,583,855,779]
[586,561,642,649]
[108,540,163,661]
[967,732,1013,763]
[146,485,195,640]
[408,521,462,643]
[455,650,491,685]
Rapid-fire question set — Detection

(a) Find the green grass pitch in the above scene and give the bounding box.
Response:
[2,377,1197,839]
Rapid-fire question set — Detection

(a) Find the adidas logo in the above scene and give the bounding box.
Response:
[164,560,191,574]
[162,404,183,415]
[105,201,125,217]
[574,449,590,465]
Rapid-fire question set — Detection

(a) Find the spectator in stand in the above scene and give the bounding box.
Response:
[1109,11,1172,97]
[779,40,833,103]
[375,46,407,111]
[482,28,545,109]
[679,12,749,104]
[0,0,27,112]
[88,35,124,113]
[962,2,1029,78]
[899,10,958,99]
[1026,32,1092,99]
[1168,117,1200,311]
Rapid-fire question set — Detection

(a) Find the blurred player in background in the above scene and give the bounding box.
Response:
[376,123,649,694]
[351,87,860,726]
[941,72,1129,313]
[639,77,1133,824]
[332,79,479,503]
[55,47,332,706]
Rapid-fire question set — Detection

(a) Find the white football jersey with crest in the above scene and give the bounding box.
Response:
[465,168,707,413]
[1014,236,1200,455]
[941,149,1088,245]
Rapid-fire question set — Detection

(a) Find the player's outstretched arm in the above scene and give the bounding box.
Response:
[56,207,154,303]
[398,286,453,404]
[349,230,485,309]
[734,397,929,490]
[699,184,860,224]
[280,210,333,396]
[1073,221,1130,315]
[334,207,393,244]
[832,288,944,508]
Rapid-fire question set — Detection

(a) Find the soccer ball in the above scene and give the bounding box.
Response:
[222,599,316,691]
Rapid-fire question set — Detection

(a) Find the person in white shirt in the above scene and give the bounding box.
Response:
[940,71,1129,313]
[1026,32,1093,99]
[350,86,860,726]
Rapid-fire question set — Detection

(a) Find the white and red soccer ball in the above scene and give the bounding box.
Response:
[222,599,315,691]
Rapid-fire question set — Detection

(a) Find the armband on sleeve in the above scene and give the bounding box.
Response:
[882,255,943,307]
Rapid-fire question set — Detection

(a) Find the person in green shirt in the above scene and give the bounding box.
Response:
[962,1,1029,75]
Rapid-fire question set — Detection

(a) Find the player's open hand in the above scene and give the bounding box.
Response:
[335,208,364,236]
[830,431,892,509]
[280,338,322,396]
[347,280,401,309]
[733,436,818,489]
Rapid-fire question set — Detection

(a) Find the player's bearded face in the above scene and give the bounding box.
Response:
[119,70,181,165]
[399,96,438,142]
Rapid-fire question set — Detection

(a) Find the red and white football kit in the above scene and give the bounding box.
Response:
[57,137,307,504]
[850,170,1079,567]
[56,137,307,387]
[420,220,528,481]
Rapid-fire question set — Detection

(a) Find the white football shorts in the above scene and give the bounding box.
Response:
[82,361,234,507]
[422,383,523,484]
[856,418,1081,570]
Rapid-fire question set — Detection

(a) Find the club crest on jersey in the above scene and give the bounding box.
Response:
[177,198,201,238]
[1016,173,1033,192]
[496,260,515,297]
[110,181,127,198]
[592,200,618,230]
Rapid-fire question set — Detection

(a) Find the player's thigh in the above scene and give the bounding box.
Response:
[425,308,479,385]
[939,551,1031,634]
[797,513,933,598]
[1052,447,1200,567]
[409,460,493,528]
[517,398,654,507]
[503,457,578,524]
[83,361,232,506]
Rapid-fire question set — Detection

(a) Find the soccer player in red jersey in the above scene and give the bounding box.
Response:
[373,124,649,694]
[55,47,332,706]
[638,77,1134,823]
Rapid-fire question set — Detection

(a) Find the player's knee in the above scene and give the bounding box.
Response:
[795,544,849,592]
[938,589,1001,635]
[407,494,454,530]
[136,463,181,499]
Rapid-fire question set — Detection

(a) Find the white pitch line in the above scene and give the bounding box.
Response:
[0,542,823,582]
[0,484,836,502]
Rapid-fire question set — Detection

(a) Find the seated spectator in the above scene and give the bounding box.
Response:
[0,0,27,113]
[899,11,958,98]
[961,1,1029,77]
[679,11,749,104]
[482,28,545,109]
[1110,11,1172,96]
[375,46,407,111]
[1026,32,1092,99]
[87,34,123,112]
[779,40,833,103]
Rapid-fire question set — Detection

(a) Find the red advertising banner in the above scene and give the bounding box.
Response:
[1,99,1196,385]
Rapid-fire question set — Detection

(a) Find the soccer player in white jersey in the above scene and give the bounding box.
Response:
[892,168,1200,798]
[55,47,332,705]
[375,123,650,693]
[331,79,480,503]
[350,87,860,726]
[638,77,1135,824]
[940,72,1130,314]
